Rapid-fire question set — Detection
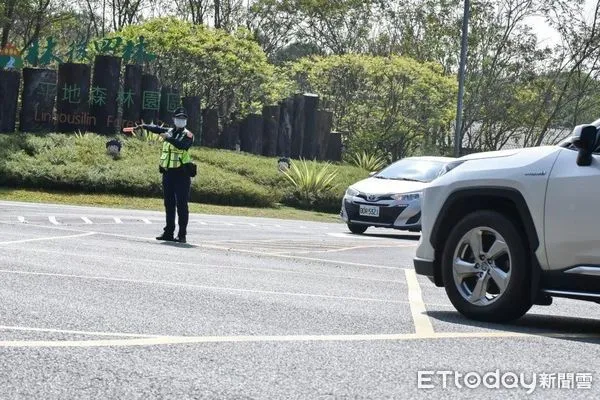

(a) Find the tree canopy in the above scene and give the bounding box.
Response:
[3,0,600,157]
[288,54,456,158]
[115,18,287,122]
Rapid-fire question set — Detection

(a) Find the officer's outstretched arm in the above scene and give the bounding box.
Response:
[140,123,169,134]
[165,130,193,150]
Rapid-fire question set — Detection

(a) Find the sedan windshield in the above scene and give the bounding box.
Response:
[375,159,447,183]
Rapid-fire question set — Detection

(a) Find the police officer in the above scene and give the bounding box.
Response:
[140,107,194,243]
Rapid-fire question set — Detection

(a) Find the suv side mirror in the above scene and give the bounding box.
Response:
[573,125,598,166]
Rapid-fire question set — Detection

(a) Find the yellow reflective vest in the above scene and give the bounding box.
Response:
[159,129,192,169]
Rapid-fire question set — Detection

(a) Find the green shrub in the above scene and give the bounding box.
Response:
[0,133,369,211]
[195,148,289,190]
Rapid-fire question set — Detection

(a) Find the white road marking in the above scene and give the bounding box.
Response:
[0,232,95,245]
[197,221,207,225]
[327,232,386,240]
[0,220,404,270]
[202,238,311,244]
[17,216,25,223]
[81,217,93,224]
[223,222,234,226]
[47,228,404,270]
[141,218,152,224]
[0,330,596,348]
[0,246,409,285]
[197,242,403,270]
[0,269,405,304]
[284,244,417,255]
[0,325,162,338]
[113,217,123,224]
[48,216,60,225]
[405,269,435,336]
[93,230,409,270]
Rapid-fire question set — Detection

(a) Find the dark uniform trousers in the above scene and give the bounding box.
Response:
[162,167,191,237]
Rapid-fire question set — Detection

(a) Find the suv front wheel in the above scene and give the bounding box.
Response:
[441,210,533,322]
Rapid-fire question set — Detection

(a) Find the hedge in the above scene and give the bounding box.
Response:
[0,133,368,211]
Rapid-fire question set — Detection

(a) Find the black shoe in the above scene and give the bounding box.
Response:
[175,236,186,243]
[156,233,175,241]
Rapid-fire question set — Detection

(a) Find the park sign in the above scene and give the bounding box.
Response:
[0,44,23,131]
[0,35,178,134]
[0,44,23,70]
[22,36,156,67]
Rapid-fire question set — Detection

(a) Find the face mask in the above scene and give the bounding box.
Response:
[174,118,187,128]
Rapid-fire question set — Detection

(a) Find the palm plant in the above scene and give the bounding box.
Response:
[281,159,339,206]
[348,151,387,172]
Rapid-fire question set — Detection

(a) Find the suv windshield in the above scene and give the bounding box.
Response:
[375,159,447,183]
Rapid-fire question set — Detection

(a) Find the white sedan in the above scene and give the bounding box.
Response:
[340,156,455,234]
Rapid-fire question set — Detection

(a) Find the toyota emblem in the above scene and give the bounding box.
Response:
[367,194,377,201]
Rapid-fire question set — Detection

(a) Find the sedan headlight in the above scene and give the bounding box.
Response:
[391,192,421,202]
[345,187,360,197]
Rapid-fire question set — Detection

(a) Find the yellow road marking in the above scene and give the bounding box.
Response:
[405,269,435,335]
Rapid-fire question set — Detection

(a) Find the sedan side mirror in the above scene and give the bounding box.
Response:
[369,171,377,177]
[573,125,598,166]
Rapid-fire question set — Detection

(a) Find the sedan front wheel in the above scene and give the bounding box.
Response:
[348,223,368,234]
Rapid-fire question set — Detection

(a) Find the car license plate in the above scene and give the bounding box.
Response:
[359,205,379,217]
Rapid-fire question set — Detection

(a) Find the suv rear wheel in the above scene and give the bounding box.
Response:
[441,210,533,322]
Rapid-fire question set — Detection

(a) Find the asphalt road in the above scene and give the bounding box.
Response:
[0,200,599,399]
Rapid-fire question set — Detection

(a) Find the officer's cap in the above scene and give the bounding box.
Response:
[173,107,188,118]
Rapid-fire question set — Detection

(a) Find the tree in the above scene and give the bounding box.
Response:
[1,0,96,56]
[115,17,288,124]
[271,41,323,64]
[175,0,212,25]
[522,0,600,147]
[13,0,53,51]
[109,0,145,31]
[288,54,456,159]
[247,0,300,57]
[249,0,379,55]
[0,0,19,48]
[458,0,551,151]
[369,0,598,152]
[370,0,460,72]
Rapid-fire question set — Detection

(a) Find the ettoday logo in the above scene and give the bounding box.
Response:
[417,370,593,393]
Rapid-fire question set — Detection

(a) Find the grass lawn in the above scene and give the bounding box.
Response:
[0,188,343,223]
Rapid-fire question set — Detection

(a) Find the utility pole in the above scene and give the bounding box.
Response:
[454,0,470,157]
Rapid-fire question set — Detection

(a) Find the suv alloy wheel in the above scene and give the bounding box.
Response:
[441,210,533,322]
